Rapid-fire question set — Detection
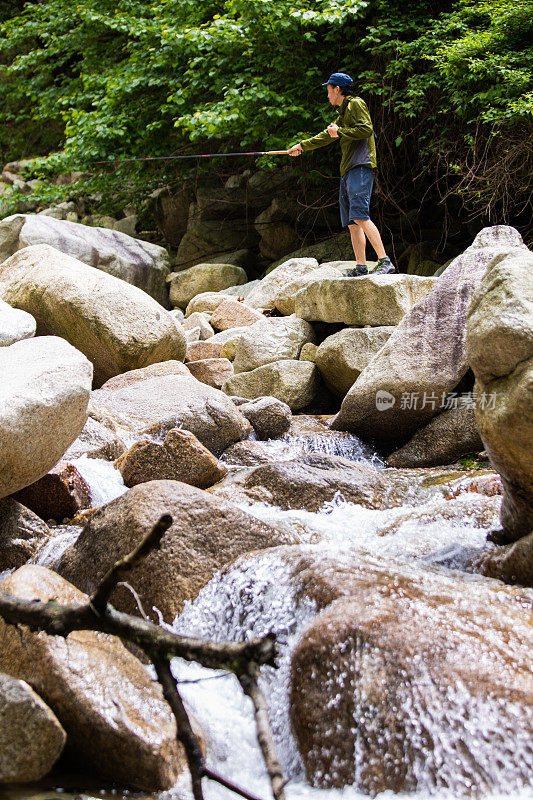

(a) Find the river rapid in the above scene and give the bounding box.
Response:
[3,417,532,800]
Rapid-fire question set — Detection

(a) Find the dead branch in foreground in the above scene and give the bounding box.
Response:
[0,515,286,800]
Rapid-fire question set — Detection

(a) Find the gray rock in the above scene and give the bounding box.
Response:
[0,213,170,305]
[92,373,252,455]
[0,298,35,346]
[233,316,316,374]
[467,248,533,542]
[182,311,214,340]
[223,360,320,411]
[245,257,319,309]
[168,262,247,308]
[62,415,127,461]
[275,265,343,315]
[0,673,66,783]
[0,336,92,499]
[315,326,395,397]
[0,498,50,571]
[0,244,186,386]
[387,403,483,467]
[239,396,292,439]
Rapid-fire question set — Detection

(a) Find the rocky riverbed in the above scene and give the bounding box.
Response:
[0,211,531,799]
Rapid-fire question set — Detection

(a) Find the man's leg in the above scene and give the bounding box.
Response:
[348,222,367,264]
[354,219,386,260]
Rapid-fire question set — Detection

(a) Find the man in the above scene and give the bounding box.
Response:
[288,72,396,275]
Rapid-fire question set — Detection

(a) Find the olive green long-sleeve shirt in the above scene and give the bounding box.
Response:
[300,95,377,175]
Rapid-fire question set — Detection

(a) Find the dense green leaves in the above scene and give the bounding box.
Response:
[0,0,531,222]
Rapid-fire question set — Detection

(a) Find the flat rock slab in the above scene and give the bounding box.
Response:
[223,360,320,411]
[0,213,171,305]
[0,336,93,499]
[275,265,343,316]
[294,274,436,325]
[0,244,186,386]
[332,226,530,449]
[245,257,319,309]
[92,373,251,455]
[0,672,66,783]
[0,565,189,790]
[0,298,35,346]
[58,480,291,622]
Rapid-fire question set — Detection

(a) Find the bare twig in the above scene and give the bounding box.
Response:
[239,674,286,800]
[91,513,173,613]
[0,513,287,800]
[153,657,206,800]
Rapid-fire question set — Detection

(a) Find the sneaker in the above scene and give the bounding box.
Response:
[374,256,397,274]
[345,264,368,277]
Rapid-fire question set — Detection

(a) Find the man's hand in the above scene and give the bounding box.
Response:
[287,143,303,156]
[327,123,339,138]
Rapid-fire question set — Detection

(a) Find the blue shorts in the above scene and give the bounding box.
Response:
[339,165,374,226]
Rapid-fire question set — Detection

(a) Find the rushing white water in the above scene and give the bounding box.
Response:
[69,454,127,507]
[168,484,531,800]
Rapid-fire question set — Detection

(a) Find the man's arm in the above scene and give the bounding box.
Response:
[288,112,342,154]
[336,97,373,140]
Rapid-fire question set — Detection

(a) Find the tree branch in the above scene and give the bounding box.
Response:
[239,675,286,800]
[0,514,287,800]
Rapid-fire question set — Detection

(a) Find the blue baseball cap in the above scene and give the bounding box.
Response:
[322,72,353,87]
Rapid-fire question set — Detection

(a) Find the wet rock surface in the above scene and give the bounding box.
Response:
[0,672,66,783]
[116,428,228,489]
[58,479,291,622]
[0,498,50,571]
[0,565,190,790]
[91,373,252,455]
[13,461,92,521]
[288,549,533,795]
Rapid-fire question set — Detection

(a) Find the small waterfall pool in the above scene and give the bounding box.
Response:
[10,416,532,800]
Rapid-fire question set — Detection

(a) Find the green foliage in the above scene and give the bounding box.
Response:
[0,0,530,221]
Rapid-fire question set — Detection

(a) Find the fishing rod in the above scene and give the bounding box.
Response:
[93,150,290,165]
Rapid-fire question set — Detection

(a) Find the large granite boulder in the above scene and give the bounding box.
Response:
[91,374,251,455]
[62,415,127,461]
[477,531,533,587]
[0,672,66,783]
[294,274,436,325]
[332,226,529,450]
[0,298,35,346]
[0,499,50,571]
[186,357,234,389]
[223,360,320,411]
[233,317,315,374]
[0,336,92,499]
[167,262,247,308]
[58,480,290,622]
[288,550,533,795]
[387,402,483,468]
[239,396,292,440]
[466,248,533,541]
[245,257,319,309]
[0,565,190,790]
[315,326,394,397]
[0,213,171,305]
[99,359,190,390]
[185,291,227,316]
[0,244,186,386]
[274,265,343,315]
